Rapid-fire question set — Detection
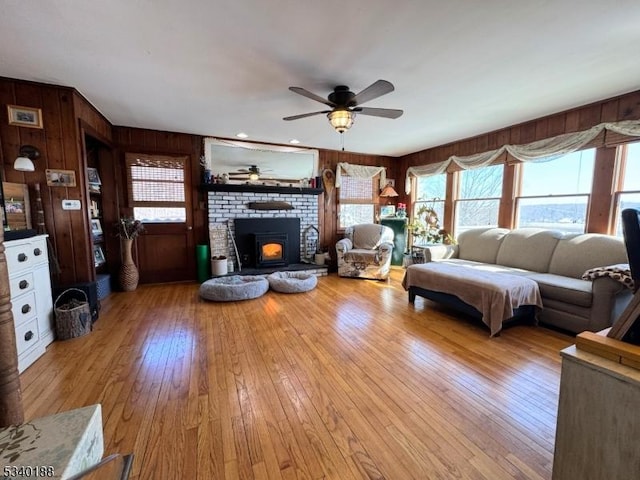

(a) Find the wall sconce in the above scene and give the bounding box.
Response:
[14,145,40,172]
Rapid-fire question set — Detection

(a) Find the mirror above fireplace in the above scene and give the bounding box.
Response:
[204,137,318,185]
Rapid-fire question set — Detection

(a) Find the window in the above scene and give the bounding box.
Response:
[455,165,503,234]
[516,149,595,233]
[414,173,446,222]
[412,173,446,244]
[125,154,187,222]
[614,142,640,236]
[338,175,377,229]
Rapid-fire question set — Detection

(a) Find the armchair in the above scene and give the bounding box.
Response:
[336,223,394,280]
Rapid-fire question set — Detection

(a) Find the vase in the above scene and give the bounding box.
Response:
[119,238,139,291]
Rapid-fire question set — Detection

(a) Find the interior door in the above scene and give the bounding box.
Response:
[124,153,195,283]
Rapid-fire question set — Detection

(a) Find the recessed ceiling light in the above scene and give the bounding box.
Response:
[236,132,248,138]
[289,139,300,144]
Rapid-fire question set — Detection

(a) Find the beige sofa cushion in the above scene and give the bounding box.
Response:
[457,227,509,264]
[548,234,628,279]
[496,229,562,273]
[525,272,593,307]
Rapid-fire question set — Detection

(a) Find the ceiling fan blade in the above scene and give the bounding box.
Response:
[289,87,336,107]
[352,80,395,105]
[283,110,331,121]
[353,107,403,119]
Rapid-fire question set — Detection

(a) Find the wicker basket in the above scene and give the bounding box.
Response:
[54,288,92,340]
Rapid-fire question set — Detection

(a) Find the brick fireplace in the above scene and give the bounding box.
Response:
[206,186,322,272]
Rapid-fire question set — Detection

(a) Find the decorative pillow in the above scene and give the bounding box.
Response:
[582,263,635,290]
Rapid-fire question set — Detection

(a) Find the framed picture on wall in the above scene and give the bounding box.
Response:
[46,169,77,187]
[7,105,43,129]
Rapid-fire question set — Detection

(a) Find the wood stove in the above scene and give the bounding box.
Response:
[253,232,288,267]
[234,218,301,268]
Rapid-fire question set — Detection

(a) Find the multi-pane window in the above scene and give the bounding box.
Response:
[455,165,503,234]
[614,142,640,236]
[338,175,377,229]
[125,154,187,222]
[413,173,446,244]
[516,148,595,234]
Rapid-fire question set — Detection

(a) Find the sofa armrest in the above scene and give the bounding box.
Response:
[588,277,634,331]
[378,242,394,262]
[336,238,353,262]
[417,244,458,262]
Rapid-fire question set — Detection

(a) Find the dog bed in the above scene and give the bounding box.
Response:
[200,275,269,301]
[268,271,318,293]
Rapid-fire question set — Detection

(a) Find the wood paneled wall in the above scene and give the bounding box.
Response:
[0,77,112,285]
[397,89,640,233]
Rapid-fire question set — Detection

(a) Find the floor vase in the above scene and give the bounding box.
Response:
[119,238,139,291]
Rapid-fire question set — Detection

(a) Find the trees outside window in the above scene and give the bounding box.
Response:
[455,165,503,234]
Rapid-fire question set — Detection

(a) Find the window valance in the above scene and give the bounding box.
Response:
[405,119,640,193]
[336,162,386,188]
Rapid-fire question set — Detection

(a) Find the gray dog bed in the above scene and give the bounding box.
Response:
[200,275,269,301]
[268,271,318,293]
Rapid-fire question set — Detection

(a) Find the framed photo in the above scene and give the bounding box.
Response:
[7,105,43,129]
[93,245,106,267]
[91,218,103,237]
[46,169,77,187]
[381,205,396,217]
[87,167,102,185]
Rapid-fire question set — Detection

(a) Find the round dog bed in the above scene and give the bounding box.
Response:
[200,275,269,302]
[268,271,318,293]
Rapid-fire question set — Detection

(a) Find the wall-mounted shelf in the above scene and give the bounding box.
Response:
[200,184,323,195]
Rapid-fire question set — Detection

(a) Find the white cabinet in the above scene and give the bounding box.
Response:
[5,235,54,373]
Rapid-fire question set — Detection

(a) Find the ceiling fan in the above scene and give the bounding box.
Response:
[283,79,403,134]
[227,165,268,181]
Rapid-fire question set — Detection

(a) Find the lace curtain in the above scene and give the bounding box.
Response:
[405,119,640,193]
[335,162,387,188]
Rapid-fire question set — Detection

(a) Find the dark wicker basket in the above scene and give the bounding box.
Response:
[54,288,92,340]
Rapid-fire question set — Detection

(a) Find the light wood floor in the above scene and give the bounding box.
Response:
[20,269,574,479]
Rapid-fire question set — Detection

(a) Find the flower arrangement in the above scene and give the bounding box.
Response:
[115,217,145,239]
[408,204,455,245]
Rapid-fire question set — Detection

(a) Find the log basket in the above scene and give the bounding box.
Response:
[54,288,92,340]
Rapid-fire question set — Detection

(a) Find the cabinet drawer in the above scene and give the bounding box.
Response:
[11,290,37,326]
[5,243,36,273]
[15,318,40,357]
[30,238,49,267]
[9,271,35,297]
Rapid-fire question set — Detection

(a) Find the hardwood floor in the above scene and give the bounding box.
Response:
[20,269,574,479]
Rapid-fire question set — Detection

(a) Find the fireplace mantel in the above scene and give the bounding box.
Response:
[201,184,323,195]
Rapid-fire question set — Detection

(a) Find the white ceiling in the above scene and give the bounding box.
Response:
[2,1,640,157]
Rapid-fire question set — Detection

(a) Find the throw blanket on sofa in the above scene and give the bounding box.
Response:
[402,262,543,336]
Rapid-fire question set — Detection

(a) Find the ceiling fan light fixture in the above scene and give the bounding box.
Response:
[328,109,354,133]
[249,172,259,181]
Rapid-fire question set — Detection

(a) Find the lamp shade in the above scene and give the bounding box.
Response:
[14,156,35,172]
[380,182,399,197]
[14,145,40,172]
[327,109,354,133]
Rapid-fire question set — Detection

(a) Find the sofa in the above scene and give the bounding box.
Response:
[402,227,633,334]
[336,223,394,280]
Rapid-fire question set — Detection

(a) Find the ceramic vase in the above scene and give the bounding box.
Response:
[119,238,139,291]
